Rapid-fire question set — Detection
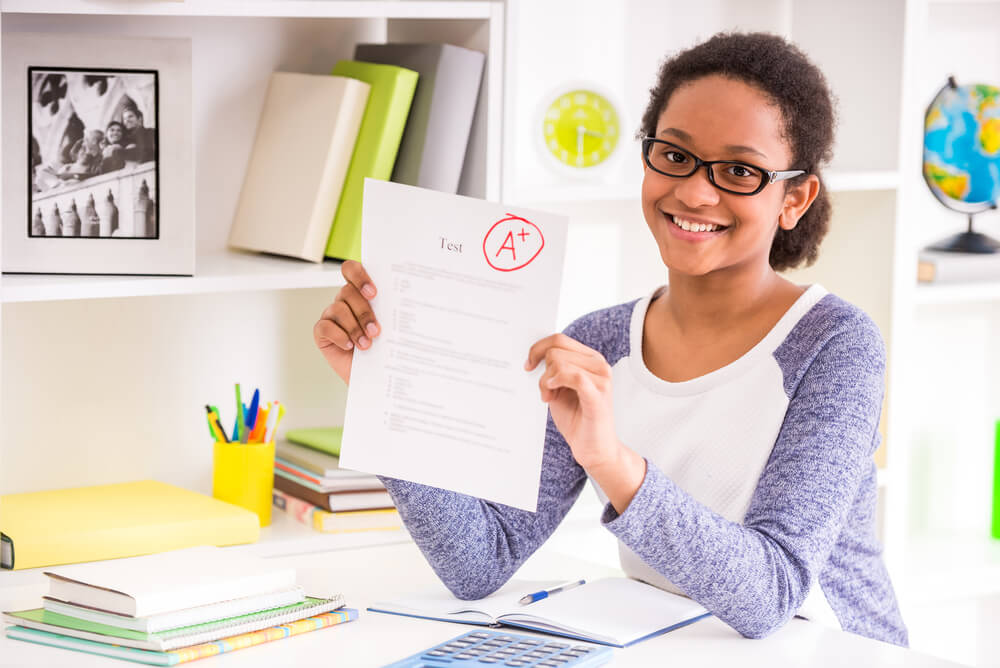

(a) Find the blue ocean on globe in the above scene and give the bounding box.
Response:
[923,82,1000,210]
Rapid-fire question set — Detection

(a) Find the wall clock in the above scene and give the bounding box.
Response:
[541,87,621,170]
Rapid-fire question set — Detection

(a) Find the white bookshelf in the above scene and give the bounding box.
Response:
[0,0,504,562]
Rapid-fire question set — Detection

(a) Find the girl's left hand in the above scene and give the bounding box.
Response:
[525,334,621,470]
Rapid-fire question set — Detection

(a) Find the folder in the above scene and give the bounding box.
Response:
[0,480,259,570]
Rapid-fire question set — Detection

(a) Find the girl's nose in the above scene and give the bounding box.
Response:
[673,166,721,209]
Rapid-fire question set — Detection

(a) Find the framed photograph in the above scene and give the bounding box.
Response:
[2,33,193,275]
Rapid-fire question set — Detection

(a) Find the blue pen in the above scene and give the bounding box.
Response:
[518,579,586,605]
[245,389,260,431]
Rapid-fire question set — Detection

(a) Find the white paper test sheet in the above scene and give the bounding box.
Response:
[339,180,568,511]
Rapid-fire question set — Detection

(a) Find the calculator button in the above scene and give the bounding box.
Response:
[469,632,491,639]
[425,650,449,657]
[478,661,499,665]
[504,662,527,667]
[571,646,592,652]
[456,654,478,659]
[537,663,561,668]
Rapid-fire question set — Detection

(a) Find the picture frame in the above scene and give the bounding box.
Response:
[2,33,193,275]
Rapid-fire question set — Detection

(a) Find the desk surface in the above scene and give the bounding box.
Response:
[0,541,967,668]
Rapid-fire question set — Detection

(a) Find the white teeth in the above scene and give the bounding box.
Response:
[671,216,721,233]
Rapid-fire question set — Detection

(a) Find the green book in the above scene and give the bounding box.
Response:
[3,595,343,652]
[286,426,344,457]
[324,61,419,261]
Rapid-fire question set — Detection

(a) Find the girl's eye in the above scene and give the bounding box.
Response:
[727,164,756,179]
[665,150,688,164]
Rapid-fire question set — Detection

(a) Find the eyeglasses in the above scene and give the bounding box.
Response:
[641,137,806,196]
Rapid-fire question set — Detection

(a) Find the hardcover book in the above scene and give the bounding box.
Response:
[0,481,258,570]
[353,43,485,194]
[273,471,393,512]
[917,249,1000,284]
[43,545,296,617]
[227,72,370,262]
[272,489,402,533]
[323,61,419,261]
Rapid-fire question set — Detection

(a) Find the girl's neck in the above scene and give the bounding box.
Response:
[659,263,790,336]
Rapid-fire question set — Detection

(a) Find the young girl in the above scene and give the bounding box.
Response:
[313,32,907,646]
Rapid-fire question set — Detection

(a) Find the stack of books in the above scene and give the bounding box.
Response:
[227,43,486,263]
[2,546,358,665]
[272,431,403,534]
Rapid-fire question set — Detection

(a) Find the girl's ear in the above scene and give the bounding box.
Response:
[779,175,820,230]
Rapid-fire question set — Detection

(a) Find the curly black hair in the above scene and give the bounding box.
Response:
[638,32,836,271]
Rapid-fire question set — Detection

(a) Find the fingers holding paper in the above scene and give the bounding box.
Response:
[313,261,382,384]
[525,334,620,471]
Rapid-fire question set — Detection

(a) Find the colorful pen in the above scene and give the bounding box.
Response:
[518,579,585,605]
[235,383,246,443]
[245,389,260,431]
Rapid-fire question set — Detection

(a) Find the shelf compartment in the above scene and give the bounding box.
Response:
[1,251,347,303]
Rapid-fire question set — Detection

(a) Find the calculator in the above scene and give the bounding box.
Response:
[382,629,613,668]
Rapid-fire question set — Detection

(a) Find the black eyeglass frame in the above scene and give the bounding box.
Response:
[641,137,806,196]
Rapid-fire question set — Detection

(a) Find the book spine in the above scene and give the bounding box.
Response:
[272,489,326,529]
[1,532,13,570]
[273,472,331,509]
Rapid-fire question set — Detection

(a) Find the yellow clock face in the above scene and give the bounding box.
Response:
[542,89,620,168]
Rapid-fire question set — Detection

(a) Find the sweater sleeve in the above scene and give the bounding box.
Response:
[379,413,588,600]
[601,316,885,640]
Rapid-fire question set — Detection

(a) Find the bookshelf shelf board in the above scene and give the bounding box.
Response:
[913,281,1000,306]
[0,0,496,19]
[0,251,347,303]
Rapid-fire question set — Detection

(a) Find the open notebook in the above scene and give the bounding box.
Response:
[369,577,710,648]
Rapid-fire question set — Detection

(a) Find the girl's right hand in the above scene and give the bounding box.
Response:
[313,260,381,384]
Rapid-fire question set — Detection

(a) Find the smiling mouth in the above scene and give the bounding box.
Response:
[667,213,729,233]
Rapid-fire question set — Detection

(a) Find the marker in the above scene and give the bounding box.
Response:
[262,401,280,444]
[205,405,229,443]
[518,579,585,605]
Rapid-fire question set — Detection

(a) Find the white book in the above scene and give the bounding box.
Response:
[43,545,297,618]
[228,72,370,262]
[917,249,1000,283]
[42,586,305,633]
[369,577,709,648]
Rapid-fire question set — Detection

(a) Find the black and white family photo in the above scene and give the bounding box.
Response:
[30,67,159,239]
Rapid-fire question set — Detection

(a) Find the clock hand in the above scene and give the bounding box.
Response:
[577,125,584,161]
[583,128,604,138]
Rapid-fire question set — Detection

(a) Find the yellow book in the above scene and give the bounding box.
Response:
[0,480,259,571]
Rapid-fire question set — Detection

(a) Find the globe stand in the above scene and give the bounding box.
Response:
[927,213,1000,254]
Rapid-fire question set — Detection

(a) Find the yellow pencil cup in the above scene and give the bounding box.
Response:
[212,440,275,527]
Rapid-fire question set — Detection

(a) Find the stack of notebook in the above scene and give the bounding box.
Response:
[3,546,357,665]
[273,429,402,533]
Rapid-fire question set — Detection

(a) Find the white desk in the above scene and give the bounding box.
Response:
[0,540,967,668]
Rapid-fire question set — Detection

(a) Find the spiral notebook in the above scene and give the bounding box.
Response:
[6,608,358,666]
[3,595,343,651]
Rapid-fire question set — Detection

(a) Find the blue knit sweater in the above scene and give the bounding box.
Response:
[379,287,908,646]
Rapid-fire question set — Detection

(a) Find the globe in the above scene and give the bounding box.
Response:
[923,77,1000,253]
